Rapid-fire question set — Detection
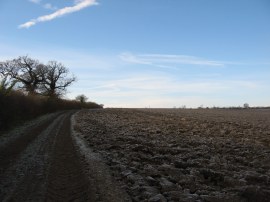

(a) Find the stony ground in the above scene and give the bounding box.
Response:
[73,108,270,202]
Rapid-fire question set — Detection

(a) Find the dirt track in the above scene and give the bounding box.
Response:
[0,110,130,202]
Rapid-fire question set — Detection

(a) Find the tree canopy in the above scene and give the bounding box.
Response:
[0,56,76,98]
[75,94,88,103]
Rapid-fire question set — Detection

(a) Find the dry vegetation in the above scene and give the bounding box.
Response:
[0,91,102,131]
[73,108,270,202]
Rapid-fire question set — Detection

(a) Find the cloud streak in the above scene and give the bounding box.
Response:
[29,0,41,4]
[69,75,261,108]
[19,0,98,28]
[120,52,224,67]
[43,3,57,10]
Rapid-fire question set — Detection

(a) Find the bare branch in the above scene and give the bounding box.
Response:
[41,61,76,98]
[0,56,46,95]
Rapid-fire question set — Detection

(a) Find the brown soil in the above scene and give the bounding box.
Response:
[0,110,130,202]
[73,108,270,202]
[46,114,94,201]
[0,112,62,173]
[1,108,269,202]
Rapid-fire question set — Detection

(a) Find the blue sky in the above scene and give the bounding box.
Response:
[0,0,269,107]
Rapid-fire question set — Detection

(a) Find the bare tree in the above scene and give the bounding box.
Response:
[75,94,88,103]
[243,103,250,109]
[1,57,76,98]
[41,61,76,98]
[0,56,46,95]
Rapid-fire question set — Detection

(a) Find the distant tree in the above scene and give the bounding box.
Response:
[243,103,250,109]
[0,56,46,95]
[41,61,76,98]
[75,94,88,103]
[198,104,204,109]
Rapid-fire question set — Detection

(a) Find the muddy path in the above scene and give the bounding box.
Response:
[45,113,94,201]
[0,110,130,202]
[0,112,63,174]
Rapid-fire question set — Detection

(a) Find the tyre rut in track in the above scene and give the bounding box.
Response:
[0,113,62,174]
[46,113,94,201]
[0,113,65,201]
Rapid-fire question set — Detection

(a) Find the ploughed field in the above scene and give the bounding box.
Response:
[73,108,270,202]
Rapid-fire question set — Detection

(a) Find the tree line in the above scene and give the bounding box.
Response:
[0,56,103,132]
[0,56,75,98]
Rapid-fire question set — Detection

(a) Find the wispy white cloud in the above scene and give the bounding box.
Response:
[29,0,41,4]
[69,75,262,108]
[19,0,98,28]
[43,3,57,10]
[28,0,57,11]
[19,21,36,29]
[1,41,268,108]
[119,52,224,67]
[85,76,229,94]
